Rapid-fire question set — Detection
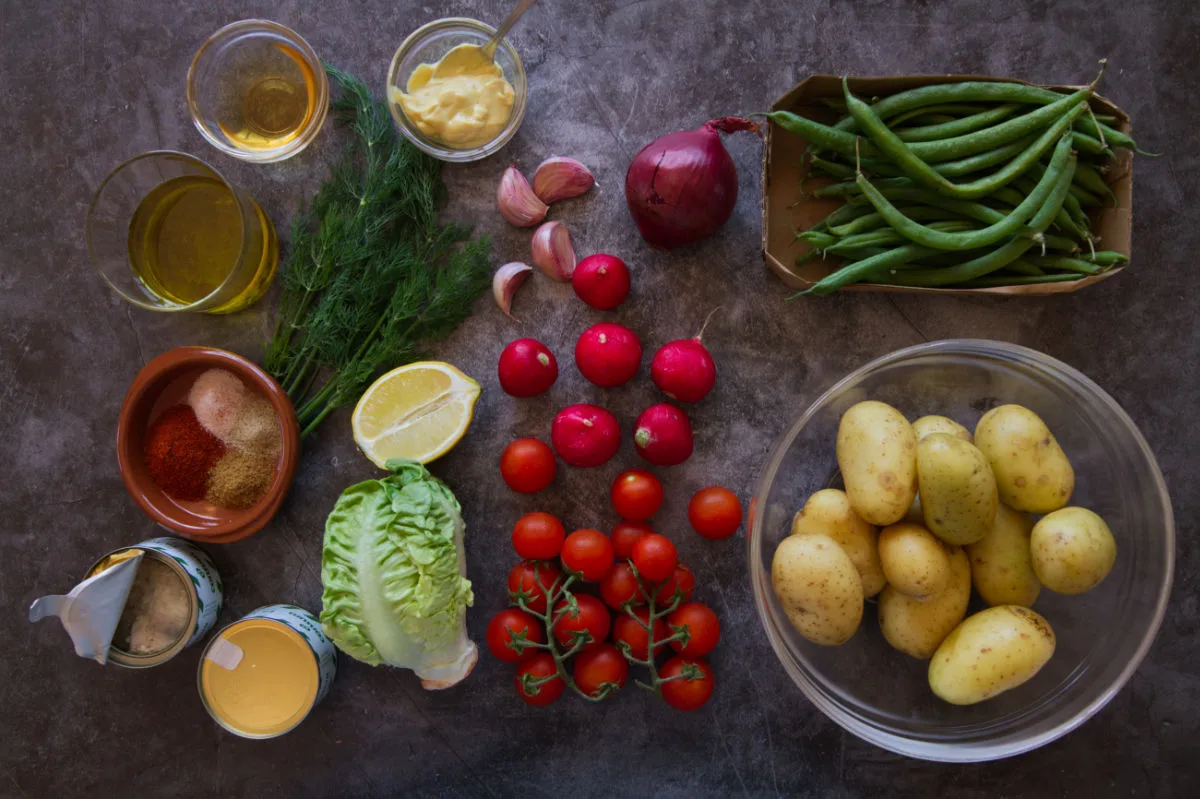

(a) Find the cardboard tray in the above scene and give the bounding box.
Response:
[761,75,1133,295]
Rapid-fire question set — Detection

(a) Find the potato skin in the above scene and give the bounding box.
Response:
[913,415,972,443]
[967,504,1041,607]
[1030,507,1117,595]
[974,405,1074,513]
[928,606,1056,705]
[878,545,970,659]
[918,433,998,546]
[771,533,864,646]
[791,489,886,597]
[836,401,918,527]
[878,522,950,601]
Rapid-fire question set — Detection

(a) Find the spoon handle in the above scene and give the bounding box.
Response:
[481,0,537,60]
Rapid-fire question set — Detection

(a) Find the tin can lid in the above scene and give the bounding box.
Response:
[28,552,144,663]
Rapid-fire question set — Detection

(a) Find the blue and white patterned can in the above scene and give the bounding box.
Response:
[241,604,338,705]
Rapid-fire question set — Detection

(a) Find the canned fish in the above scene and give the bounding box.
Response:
[85,536,223,668]
[198,603,337,739]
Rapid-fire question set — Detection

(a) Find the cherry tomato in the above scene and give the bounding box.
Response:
[507,560,561,614]
[688,486,743,540]
[611,607,667,660]
[500,438,557,494]
[561,529,614,581]
[515,652,565,707]
[632,533,677,583]
[610,469,663,521]
[573,643,629,698]
[659,656,714,711]
[551,593,611,651]
[667,602,720,658]
[610,520,652,560]
[599,561,645,610]
[654,563,695,606]
[511,512,566,560]
[485,608,545,663]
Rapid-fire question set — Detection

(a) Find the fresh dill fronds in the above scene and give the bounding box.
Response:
[265,66,491,438]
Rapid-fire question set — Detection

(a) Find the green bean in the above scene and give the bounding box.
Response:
[810,156,856,179]
[958,273,1084,288]
[885,104,992,125]
[900,113,958,126]
[798,230,839,248]
[816,136,1038,181]
[829,206,964,236]
[825,221,978,255]
[797,243,940,296]
[1071,131,1112,156]
[854,133,1074,251]
[845,78,1086,199]
[1068,183,1102,207]
[823,201,874,227]
[867,152,1077,287]
[1028,255,1105,275]
[1072,162,1117,206]
[895,104,1021,142]
[1080,250,1128,266]
[768,111,873,159]
[814,177,912,197]
[995,180,1084,239]
[1006,259,1046,276]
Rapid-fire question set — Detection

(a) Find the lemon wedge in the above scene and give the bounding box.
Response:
[351,362,481,467]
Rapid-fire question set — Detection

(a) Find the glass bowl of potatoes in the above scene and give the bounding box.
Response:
[748,339,1173,762]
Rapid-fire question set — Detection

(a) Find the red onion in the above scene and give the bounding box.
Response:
[624,117,761,250]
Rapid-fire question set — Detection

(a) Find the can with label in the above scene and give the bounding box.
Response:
[85,536,223,668]
[198,603,337,739]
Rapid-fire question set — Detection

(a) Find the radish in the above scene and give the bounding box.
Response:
[499,338,558,397]
[573,254,631,310]
[633,403,693,466]
[650,311,717,402]
[552,404,621,467]
[575,323,642,388]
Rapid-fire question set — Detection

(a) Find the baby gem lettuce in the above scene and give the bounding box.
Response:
[320,460,477,689]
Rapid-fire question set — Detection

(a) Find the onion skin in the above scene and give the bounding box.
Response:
[625,117,761,250]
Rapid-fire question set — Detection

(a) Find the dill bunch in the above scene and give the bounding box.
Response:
[265,66,491,438]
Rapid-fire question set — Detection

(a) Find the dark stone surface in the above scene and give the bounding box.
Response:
[2,0,1197,796]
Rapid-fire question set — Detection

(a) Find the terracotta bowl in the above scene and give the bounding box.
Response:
[117,347,300,543]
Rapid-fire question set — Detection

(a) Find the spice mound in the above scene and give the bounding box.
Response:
[143,368,283,509]
[111,555,192,655]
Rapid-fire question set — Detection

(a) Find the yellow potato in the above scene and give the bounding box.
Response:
[878,522,950,600]
[791,489,886,597]
[1030,507,1117,595]
[771,533,864,646]
[928,606,1056,705]
[836,401,918,526]
[918,433,998,546]
[974,405,1074,513]
[967,504,1041,607]
[913,415,972,443]
[877,546,970,659]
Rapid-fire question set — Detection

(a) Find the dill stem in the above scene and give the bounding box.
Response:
[296,380,338,425]
[300,404,337,439]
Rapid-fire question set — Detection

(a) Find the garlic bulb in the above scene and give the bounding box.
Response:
[493,262,533,319]
[532,157,596,204]
[530,221,576,282]
[497,166,548,227]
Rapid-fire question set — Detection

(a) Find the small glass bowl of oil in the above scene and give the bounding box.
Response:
[187,20,328,163]
[87,151,279,314]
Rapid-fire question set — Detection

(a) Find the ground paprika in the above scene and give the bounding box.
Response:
[143,405,225,501]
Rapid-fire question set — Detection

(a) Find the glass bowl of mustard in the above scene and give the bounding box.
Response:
[387,18,528,162]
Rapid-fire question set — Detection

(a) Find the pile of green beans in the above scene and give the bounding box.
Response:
[767,70,1147,293]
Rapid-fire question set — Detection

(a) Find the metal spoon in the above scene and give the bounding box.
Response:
[480,0,537,61]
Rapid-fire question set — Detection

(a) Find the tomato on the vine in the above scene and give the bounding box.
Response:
[688,486,742,540]
[515,652,565,706]
[512,512,566,560]
[610,469,663,520]
[610,520,652,560]
[611,607,667,660]
[500,438,557,494]
[659,656,714,711]
[631,533,677,583]
[654,563,695,606]
[551,593,611,651]
[507,560,561,614]
[573,643,629,698]
[486,608,545,663]
[561,529,614,581]
[667,602,720,658]
[599,561,645,610]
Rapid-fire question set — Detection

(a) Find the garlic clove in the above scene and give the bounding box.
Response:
[531,157,596,204]
[497,166,549,227]
[493,262,533,319]
[531,221,577,282]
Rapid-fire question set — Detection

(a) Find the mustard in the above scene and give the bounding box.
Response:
[392,44,515,148]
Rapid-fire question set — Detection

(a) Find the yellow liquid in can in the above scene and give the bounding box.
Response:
[217,43,318,152]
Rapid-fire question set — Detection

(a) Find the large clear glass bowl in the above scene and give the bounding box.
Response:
[748,339,1173,762]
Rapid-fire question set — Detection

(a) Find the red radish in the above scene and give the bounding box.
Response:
[498,339,558,397]
[633,403,693,466]
[575,323,642,388]
[572,254,631,310]
[651,309,718,402]
[551,404,621,467]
